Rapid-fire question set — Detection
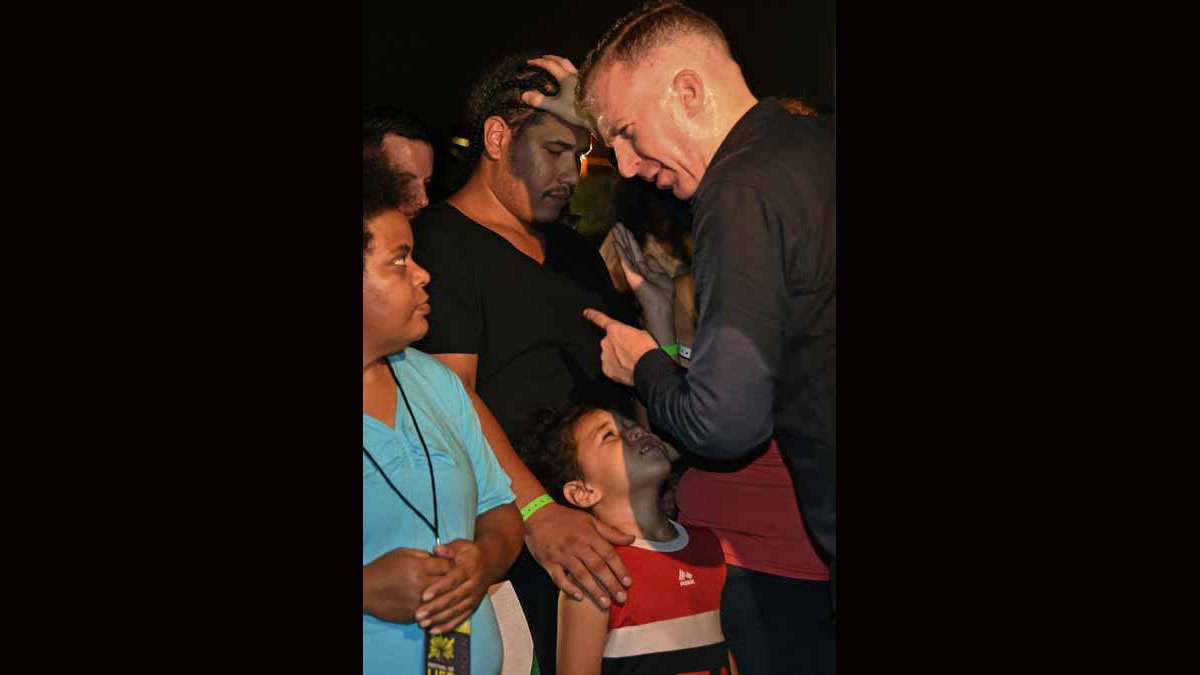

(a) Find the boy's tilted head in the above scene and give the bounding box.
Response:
[522,405,679,512]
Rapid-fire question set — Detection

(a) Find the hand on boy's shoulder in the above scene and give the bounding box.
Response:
[526,504,634,611]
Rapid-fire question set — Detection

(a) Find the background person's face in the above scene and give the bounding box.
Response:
[381,135,434,218]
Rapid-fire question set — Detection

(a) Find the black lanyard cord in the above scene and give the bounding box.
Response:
[362,360,440,545]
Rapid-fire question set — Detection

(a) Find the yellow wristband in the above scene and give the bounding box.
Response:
[520,494,555,521]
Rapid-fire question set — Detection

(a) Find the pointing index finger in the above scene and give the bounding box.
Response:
[583,308,614,331]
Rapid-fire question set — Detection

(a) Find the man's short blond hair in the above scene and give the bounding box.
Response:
[577,1,730,113]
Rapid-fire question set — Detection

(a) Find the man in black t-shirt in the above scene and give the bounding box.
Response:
[411,52,637,675]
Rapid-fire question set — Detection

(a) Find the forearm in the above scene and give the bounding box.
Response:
[362,571,412,622]
[464,388,550,508]
[634,185,784,457]
[473,503,524,584]
[637,292,676,352]
[633,341,773,458]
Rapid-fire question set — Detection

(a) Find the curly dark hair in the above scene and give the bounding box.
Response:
[518,405,604,509]
[578,1,729,113]
[362,144,412,269]
[461,51,565,164]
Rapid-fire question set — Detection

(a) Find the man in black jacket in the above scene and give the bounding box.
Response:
[526,1,837,596]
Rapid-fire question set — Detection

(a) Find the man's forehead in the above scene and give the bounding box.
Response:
[530,113,591,148]
[586,63,637,141]
[382,135,433,171]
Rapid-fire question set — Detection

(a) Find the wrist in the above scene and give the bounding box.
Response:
[520,493,555,523]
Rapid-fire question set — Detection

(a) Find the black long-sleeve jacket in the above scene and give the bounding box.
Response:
[633,99,837,562]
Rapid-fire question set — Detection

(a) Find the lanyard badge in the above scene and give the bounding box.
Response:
[425,619,470,675]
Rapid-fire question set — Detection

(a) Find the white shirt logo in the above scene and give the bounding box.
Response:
[678,569,696,587]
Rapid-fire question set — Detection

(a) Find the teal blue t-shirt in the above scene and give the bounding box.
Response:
[363,349,515,674]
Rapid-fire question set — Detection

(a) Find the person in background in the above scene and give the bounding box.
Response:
[364,109,436,219]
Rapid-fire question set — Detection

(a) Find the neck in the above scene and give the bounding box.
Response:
[702,88,758,168]
[363,338,405,372]
[450,168,535,236]
[594,487,675,542]
[363,354,387,378]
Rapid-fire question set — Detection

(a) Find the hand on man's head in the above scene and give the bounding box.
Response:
[520,55,594,134]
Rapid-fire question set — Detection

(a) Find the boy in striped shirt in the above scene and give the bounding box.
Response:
[522,406,737,675]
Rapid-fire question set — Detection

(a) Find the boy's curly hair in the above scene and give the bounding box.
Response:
[517,405,603,509]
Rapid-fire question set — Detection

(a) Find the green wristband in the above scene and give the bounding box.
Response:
[520,494,555,522]
[661,344,681,356]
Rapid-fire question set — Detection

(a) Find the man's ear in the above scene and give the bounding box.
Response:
[671,69,705,118]
[482,115,511,161]
[562,479,602,509]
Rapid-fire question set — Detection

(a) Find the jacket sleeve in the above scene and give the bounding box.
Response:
[633,181,785,459]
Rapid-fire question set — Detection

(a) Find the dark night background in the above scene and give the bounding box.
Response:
[363,0,835,184]
[36,2,1097,670]
[363,0,835,134]
[363,0,835,237]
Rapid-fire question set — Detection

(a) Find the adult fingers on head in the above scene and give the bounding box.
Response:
[527,55,577,77]
[541,55,578,73]
[520,90,548,108]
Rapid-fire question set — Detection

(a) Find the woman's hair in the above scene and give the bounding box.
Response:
[362,144,415,268]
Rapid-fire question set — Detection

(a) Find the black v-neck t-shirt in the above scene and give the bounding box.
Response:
[412,202,635,445]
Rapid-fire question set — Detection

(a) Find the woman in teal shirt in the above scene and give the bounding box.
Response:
[362,148,522,674]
